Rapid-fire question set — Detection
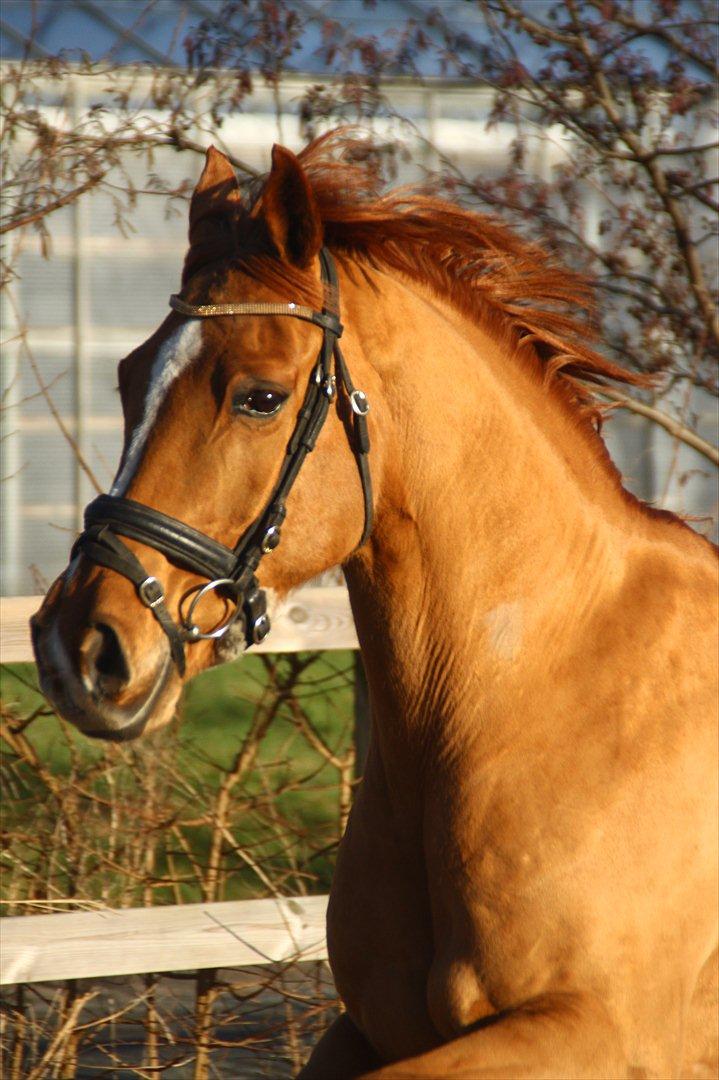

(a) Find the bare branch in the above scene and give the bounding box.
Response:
[21,332,103,494]
[594,386,719,466]
[0,174,105,236]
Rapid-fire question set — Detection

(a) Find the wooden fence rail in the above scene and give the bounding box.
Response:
[0,896,329,986]
[0,586,358,988]
[0,586,358,663]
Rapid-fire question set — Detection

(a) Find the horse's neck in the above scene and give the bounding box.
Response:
[343,268,651,764]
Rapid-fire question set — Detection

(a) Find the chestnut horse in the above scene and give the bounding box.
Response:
[32,134,717,1079]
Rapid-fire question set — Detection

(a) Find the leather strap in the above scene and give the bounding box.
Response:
[335,342,373,548]
[169,295,343,337]
[319,250,373,549]
[75,526,188,675]
[74,249,372,672]
[85,495,237,581]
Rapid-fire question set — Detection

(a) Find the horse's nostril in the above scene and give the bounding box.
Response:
[86,622,131,698]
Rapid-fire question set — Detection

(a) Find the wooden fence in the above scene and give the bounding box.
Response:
[0,586,358,988]
[1,896,329,987]
[0,587,358,663]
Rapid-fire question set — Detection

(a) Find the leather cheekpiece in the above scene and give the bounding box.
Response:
[72,249,372,674]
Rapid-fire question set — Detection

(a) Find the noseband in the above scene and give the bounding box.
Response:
[73,250,372,676]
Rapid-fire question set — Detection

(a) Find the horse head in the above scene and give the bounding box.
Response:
[31,144,376,741]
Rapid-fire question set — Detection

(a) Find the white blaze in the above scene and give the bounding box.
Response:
[110,319,203,496]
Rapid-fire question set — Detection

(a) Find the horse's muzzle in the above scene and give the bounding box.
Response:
[30,607,175,742]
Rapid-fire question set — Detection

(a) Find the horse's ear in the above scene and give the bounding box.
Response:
[185,146,242,273]
[252,144,323,267]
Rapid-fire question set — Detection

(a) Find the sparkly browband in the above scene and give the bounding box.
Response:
[169,295,342,334]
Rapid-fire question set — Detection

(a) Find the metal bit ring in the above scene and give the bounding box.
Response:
[183,578,243,640]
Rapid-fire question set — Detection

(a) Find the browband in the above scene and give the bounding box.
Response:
[169,295,343,336]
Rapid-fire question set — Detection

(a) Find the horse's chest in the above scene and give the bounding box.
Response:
[326,781,500,1057]
[327,771,586,1053]
[326,795,439,1058]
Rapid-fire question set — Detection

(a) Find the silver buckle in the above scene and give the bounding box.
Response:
[323,374,337,400]
[138,576,164,609]
[261,525,281,554]
[350,389,370,416]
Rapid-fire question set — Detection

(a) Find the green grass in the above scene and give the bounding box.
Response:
[1,653,356,905]
[1,652,354,770]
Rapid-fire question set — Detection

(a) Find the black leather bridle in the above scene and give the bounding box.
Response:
[72,250,372,676]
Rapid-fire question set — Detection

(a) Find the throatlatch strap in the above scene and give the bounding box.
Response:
[320,250,373,548]
[335,343,373,548]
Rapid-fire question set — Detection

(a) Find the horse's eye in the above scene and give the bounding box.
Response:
[231,388,287,418]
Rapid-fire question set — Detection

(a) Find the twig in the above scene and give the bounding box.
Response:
[24,991,97,1080]
[193,968,218,1080]
[0,175,105,236]
[593,386,719,466]
[564,0,719,346]
[19,326,102,493]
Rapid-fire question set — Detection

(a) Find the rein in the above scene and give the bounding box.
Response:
[73,249,372,676]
